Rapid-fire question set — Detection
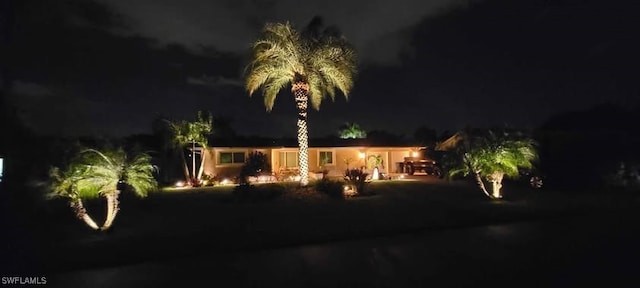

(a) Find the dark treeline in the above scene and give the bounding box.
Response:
[534,104,640,190]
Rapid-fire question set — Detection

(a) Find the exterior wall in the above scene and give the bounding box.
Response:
[204,146,418,179]
[203,147,273,179]
[334,148,361,174]
[272,147,416,177]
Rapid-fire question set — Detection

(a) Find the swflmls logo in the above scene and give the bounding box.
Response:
[1,276,47,285]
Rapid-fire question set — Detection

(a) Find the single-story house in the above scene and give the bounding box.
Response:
[199,140,425,180]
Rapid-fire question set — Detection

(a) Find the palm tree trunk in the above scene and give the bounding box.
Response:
[474,172,492,198]
[191,140,196,183]
[179,149,190,184]
[70,198,99,230]
[293,81,310,186]
[101,191,120,231]
[490,173,504,199]
[197,148,206,180]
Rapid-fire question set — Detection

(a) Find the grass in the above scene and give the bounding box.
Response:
[4,178,640,274]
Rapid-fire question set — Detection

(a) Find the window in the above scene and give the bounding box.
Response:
[279,151,298,168]
[319,151,334,165]
[218,152,246,164]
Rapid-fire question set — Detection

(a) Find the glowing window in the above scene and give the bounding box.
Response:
[319,151,333,165]
[279,151,298,168]
[218,152,246,164]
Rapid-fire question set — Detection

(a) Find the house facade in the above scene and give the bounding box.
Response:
[200,145,424,180]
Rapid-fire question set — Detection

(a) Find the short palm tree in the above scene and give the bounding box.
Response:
[339,122,366,139]
[245,19,357,186]
[447,131,538,199]
[169,111,213,185]
[48,148,157,231]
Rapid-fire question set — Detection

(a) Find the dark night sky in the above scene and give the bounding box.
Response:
[3,0,638,138]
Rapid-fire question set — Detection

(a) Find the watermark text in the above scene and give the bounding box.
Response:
[2,276,47,285]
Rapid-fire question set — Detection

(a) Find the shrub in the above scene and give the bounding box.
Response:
[281,185,329,201]
[604,162,640,191]
[314,179,345,199]
[232,183,284,202]
[239,152,271,184]
[344,169,369,195]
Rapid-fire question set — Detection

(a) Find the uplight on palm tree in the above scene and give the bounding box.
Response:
[447,130,538,199]
[245,18,357,186]
[49,148,157,231]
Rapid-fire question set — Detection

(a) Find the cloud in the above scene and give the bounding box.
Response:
[13,81,53,100]
[97,0,469,64]
[9,82,110,136]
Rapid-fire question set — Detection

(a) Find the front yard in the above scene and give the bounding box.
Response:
[5,178,640,273]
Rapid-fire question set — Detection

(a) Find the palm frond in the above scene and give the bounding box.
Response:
[168,112,212,148]
[48,147,158,200]
[307,71,327,110]
[446,130,539,180]
[124,153,157,197]
[262,72,293,111]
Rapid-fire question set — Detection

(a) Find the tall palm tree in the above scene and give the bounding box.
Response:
[48,148,157,231]
[339,122,367,139]
[245,19,357,185]
[169,111,213,185]
[447,130,538,199]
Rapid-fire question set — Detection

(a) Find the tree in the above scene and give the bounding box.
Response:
[447,130,538,199]
[152,115,177,184]
[414,125,437,147]
[48,148,157,231]
[339,122,366,139]
[169,111,213,185]
[245,18,357,186]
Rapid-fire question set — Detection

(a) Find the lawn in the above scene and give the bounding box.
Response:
[3,178,639,274]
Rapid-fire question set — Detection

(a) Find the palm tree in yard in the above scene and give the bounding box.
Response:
[169,111,213,185]
[447,130,538,199]
[48,148,157,231]
[245,18,357,185]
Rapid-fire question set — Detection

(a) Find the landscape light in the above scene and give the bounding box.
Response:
[358,152,365,159]
[175,181,185,187]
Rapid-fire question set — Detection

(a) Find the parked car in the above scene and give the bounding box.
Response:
[403,149,444,177]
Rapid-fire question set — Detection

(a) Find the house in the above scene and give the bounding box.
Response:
[435,132,464,151]
[199,139,424,181]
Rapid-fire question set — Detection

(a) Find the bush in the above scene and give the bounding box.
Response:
[344,169,369,195]
[314,179,345,199]
[604,162,640,191]
[281,185,329,202]
[239,152,271,184]
[232,183,284,202]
